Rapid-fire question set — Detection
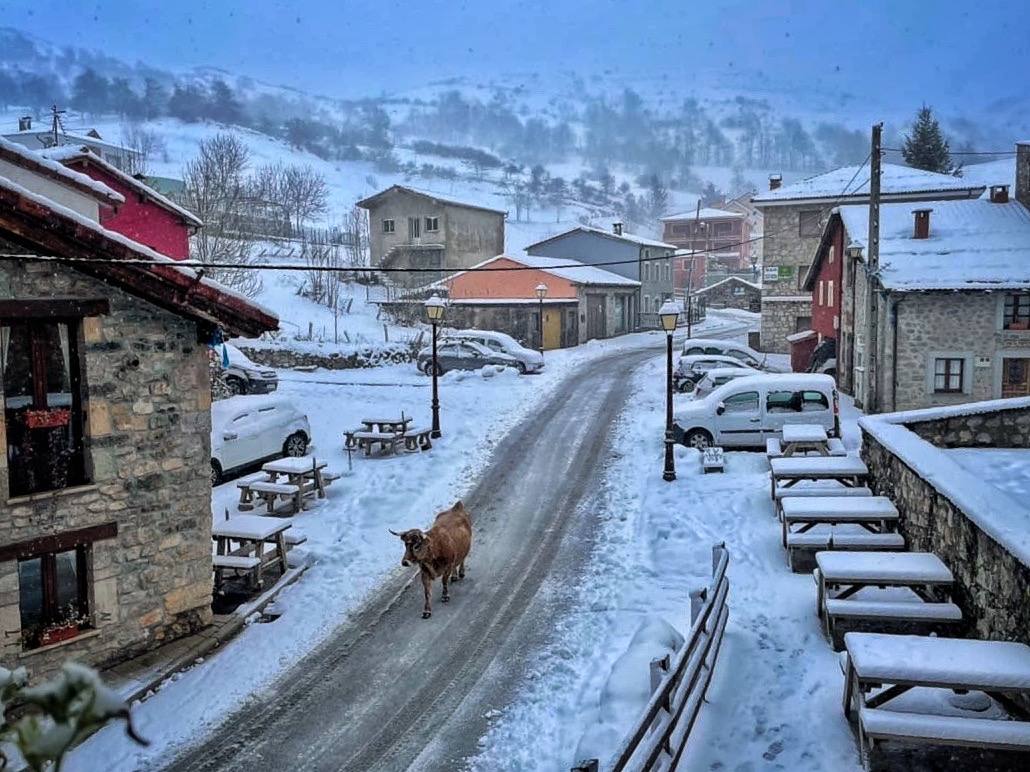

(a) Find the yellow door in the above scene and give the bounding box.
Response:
[543,309,562,350]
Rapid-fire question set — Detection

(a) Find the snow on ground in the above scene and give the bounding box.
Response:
[470,339,864,771]
[68,313,738,771]
[945,447,1030,501]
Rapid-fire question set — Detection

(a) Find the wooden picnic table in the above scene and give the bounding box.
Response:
[781,495,898,549]
[842,633,1030,759]
[360,416,413,433]
[212,515,292,589]
[262,455,329,502]
[781,423,830,456]
[770,455,869,499]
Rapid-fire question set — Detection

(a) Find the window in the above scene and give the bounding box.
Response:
[1003,294,1030,330]
[722,391,759,414]
[18,545,89,650]
[795,316,812,334]
[827,280,834,305]
[933,357,965,393]
[643,295,650,313]
[2,320,86,497]
[424,216,439,232]
[828,245,835,264]
[766,390,798,413]
[382,219,395,233]
[801,391,829,412]
[818,281,825,306]
[643,248,650,259]
[799,210,822,237]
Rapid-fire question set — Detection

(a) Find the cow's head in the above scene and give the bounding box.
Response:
[389,528,429,567]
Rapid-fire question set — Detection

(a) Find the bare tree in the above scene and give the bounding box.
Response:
[281,165,329,234]
[182,133,263,297]
[120,122,166,176]
[342,205,370,267]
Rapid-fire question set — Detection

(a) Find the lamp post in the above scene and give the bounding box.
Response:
[424,294,445,438]
[659,300,680,482]
[535,283,548,355]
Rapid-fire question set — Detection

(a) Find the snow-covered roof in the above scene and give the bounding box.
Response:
[838,198,1030,290]
[860,398,1030,568]
[526,225,675,251]
[691,276,761,295]
[0,172,277,335]
[441,254,640,288]
[661,207,744,221]
[0,136,124,205]
[41,146,203,228]
[355,184,507,216]
[1,128,137,155]
[752,163,984,205]
[957,158,1016,191]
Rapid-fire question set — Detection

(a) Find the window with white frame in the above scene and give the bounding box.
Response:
[933,357,965,393]
[424,216,439,233]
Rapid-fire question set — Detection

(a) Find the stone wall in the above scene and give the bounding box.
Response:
[693,279,760,312]
[238,342,419,371]
[861,431,1030,643]
[0,258,213,681]
[760,298,810,353]
[903,403,1030,448]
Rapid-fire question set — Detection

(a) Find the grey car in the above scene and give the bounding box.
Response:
[417,340,519,375]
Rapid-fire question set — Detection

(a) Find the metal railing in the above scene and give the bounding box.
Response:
[573,543,730,772]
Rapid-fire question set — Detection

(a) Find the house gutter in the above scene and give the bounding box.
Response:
[889,292,907,412]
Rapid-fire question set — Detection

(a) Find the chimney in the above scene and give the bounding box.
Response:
[913,208,932,239]
[18,115,31,131]
[612,222,623,236]
[989,185,1009,204]
[1016,141,1030,208]
[769,174,782,191]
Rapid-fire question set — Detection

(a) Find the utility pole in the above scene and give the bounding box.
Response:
[865,123,883,411]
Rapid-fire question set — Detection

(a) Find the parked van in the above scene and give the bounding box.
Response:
[672,373,839,449]
[679,337,789,373]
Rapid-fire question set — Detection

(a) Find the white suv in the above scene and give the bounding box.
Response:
[210,395,311,484]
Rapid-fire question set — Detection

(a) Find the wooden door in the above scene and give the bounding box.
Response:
[1001,357,1030,397]
[542,309,562,350]
[586,295,606,340]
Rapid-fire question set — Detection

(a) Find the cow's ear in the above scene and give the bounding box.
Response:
[454,500,464,510]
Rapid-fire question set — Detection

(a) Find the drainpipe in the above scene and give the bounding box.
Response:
[890,293,907,412]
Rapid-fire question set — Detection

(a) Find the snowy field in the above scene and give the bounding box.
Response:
[67,314,741,771]
[470,351,866,771]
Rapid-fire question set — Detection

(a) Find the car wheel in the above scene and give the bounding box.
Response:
[678,379,696,394]
[226,376,246,396]
[684,429,713,450]
[284,432,308,457]
[210,460,222,486]
[516,361,527,374]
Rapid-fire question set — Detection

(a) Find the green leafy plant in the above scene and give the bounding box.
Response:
[0,663,147,771]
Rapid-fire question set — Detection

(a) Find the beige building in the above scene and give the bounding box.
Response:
[752,166,984,353]
[0,143,275,680]
[838,144,1030,412]
[357,185,506,286]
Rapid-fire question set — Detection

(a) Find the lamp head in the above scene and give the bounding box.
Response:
[658,299,680,333]
[424,294,446,322]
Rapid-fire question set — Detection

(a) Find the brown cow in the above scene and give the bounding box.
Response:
[390,500,472,619]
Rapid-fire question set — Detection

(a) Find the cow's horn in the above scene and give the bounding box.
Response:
[388,528,401,536]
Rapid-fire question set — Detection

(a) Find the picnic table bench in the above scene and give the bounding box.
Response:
[360,416,412,433]
[346,429,403,456]
[781,423,829,456]
[842,633,1030,766]
[212,515,292,590]
[815,552,961,648]
[235,457,335,514]
[780,495,901,571]
[767,436,847,459]
[770,455,869,500]
[772,484,873,519]
[403,426,433,451]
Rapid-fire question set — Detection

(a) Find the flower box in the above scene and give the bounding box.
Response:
[23,408,71,430]
[38,622,80,647]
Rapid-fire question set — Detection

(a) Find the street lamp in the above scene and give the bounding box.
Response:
[424,294,446,438]
[535,283,548,355]
[659,299,680,482]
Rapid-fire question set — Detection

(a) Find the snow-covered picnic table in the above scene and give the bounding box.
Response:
[780,496,897,547]
[360,416,413,433]
[815,552,961,648]
[212,515,292,589]
[842,633,1030,759]
[263,455,331,501]
[780,423,831,457]
[769,455,868,498]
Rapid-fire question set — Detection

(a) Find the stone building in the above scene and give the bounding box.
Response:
[752,165,984,353]
[661,206,753,292]
[837,153,1030,412]
[690,276,761,313]
[525,223,675,327]
[0,158,276,680]
[356,185,506,286]
[431,254,640,348]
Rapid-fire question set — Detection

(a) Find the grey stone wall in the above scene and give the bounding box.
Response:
[693,280,760,312]
[1017,143,1030,208]
[238,343,419,371]
[760,298,809,353]
[903,404,1030,448]
[0,259,213,681]
[442,203,505,270]
[861,431,1030,643]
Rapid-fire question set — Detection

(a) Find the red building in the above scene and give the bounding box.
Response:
[661,207,751,294]
[43,146,202,260]
[796,212,847,372]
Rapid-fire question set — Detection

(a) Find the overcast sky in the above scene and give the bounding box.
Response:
[1,0,1023,107]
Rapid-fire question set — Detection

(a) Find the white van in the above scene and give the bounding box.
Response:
[673,373,839,449]
[679,337,789,373]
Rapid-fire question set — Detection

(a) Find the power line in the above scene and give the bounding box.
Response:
[0,153,873,277]
[883,146,1017,157]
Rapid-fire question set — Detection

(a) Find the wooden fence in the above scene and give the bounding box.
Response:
[573,542,730,772]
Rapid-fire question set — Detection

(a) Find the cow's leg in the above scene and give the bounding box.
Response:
[441,570,451,603]
[421,572,433,619]
[458,559,466,580]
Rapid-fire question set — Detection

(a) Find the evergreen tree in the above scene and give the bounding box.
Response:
[142,78,168,119]
[168,84,208,123]
[208,79,243,125]
[902,105,953,173]
[70,68,110,114]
